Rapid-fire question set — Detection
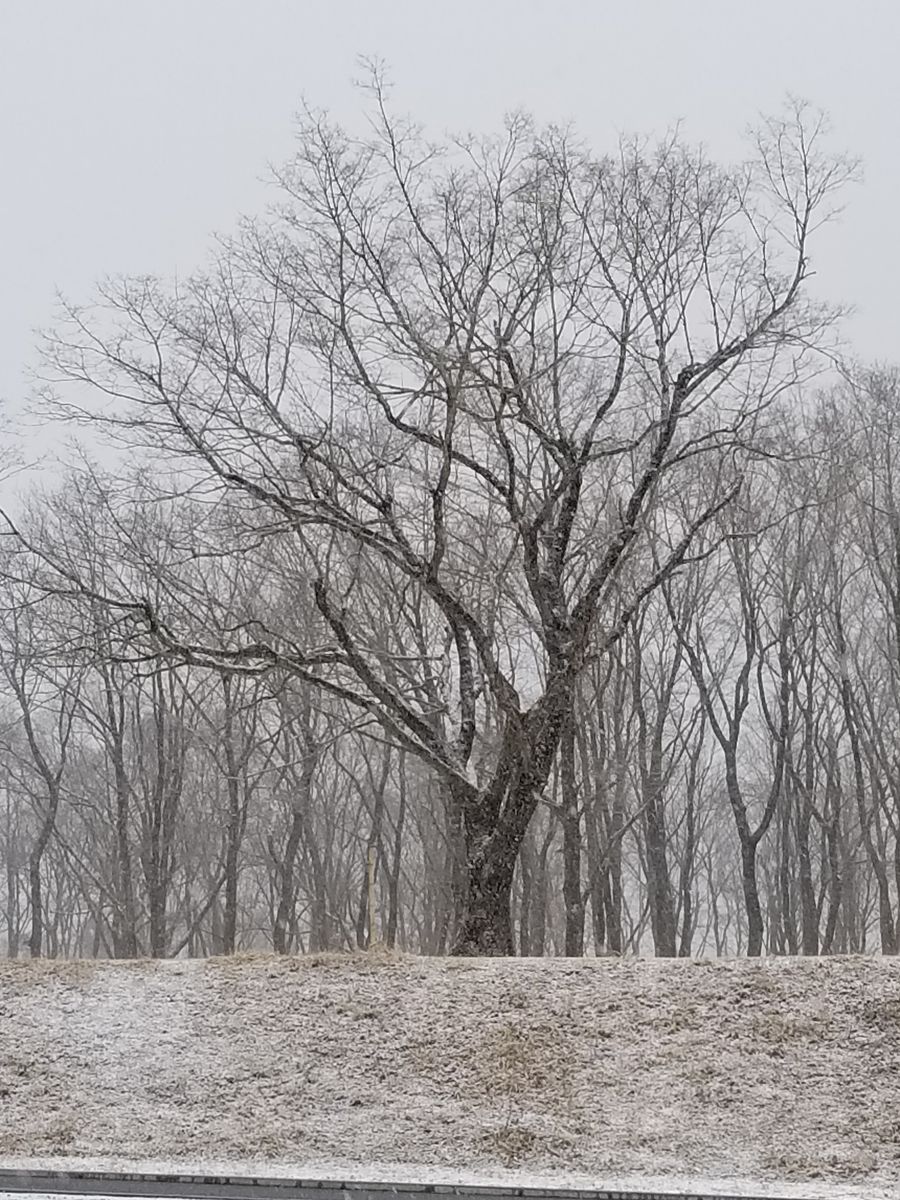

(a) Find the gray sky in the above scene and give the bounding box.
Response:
[1,0,898,473]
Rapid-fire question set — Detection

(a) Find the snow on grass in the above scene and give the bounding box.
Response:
[1,1162,897,1200]
[1,954,899,1196]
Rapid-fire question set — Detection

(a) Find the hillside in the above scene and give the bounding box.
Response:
[1,954,898,1197]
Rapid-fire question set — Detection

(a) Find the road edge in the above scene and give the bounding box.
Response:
[0,1167,833,1200]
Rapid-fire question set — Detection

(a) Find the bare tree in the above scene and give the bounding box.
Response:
[20,86,853,954]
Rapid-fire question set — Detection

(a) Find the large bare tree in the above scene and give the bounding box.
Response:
[30,86,851,953]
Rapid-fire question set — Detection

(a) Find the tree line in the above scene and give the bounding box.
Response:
[5,82,893,959]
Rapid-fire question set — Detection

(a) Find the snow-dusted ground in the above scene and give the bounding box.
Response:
[0,1163,897,1200]
[1,954,898,1198]
[0,1172,897,1200]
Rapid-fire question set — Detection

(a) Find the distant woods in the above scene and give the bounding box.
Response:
[3,81,888,958]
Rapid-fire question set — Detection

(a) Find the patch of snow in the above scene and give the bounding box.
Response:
[1,955,898,1197]
[0,1160,897,1200]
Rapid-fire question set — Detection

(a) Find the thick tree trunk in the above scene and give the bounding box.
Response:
[452,684,572,956]
[452,841,517,955]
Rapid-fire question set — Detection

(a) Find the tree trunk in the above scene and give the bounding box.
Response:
[147,879,167,958]
[452,799,521,957]
[452,839,517,955]
[437,782,466,953]
[5,850,18,959]
[841,674,897,953]
[605,785,625,954]
[819,742,843,954]
[452,687,571,956]
[561,714,585,956]
[386,762,406,948]
[355,747,391,949]
[796,692,819,955]
[221,674,244,956]
[643,785,677,956]
[721,751,766,957]
[103,682,139,959]
[740,836,764,957]
[676,751,698,958]
[306,837,330,952]
[222,784,241,957]
[28,784,61,958]
[579,722,610,954]
[517,831,535,956]
[777,794,799,954]
[28,854,44,958]
[797,799,819,954]
[273,809,303,954]
[113,768,139,958]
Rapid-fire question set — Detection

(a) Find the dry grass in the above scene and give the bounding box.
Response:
[1,953,899,1192]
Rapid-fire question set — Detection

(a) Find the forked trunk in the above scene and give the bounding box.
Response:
[452,680,573,956]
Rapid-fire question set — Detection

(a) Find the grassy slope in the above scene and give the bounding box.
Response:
[1,954,898,1192]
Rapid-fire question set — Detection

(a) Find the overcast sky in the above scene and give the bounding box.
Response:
[1,0,898,474]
